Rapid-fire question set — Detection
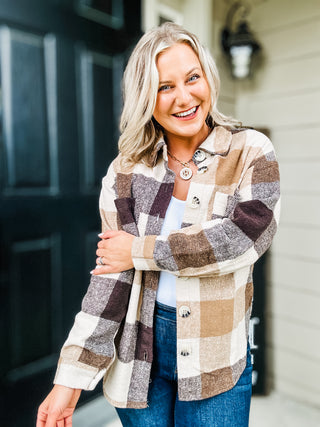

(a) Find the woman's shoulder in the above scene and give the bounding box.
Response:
[105,153,135,175]
[105,153,157,182]
[229,126,274,153]
[231,126,267,138]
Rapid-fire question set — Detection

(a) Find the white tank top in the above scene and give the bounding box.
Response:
[156,196,186,307]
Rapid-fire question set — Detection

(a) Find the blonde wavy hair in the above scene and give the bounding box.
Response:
[118,22,240,166]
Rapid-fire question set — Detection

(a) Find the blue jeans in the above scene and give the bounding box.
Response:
[116,302,252,426]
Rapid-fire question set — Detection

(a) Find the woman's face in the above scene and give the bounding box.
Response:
[153,43,211,145]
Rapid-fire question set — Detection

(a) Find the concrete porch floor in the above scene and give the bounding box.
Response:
[73,392,320,427]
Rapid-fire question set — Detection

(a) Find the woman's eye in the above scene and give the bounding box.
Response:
[158,85,171,92]
[188,74,200,82]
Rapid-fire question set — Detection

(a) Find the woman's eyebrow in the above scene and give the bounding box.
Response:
[159,79,173,85]
[159,67,202,85]
[186,66,202,75]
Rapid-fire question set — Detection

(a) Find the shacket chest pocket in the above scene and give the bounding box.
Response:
[183,183,239,224]
[211,189,239,219]
[182,152,239,224]
[183,181,214,224]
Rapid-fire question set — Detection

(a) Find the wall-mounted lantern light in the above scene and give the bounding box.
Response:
[221,1,261,79]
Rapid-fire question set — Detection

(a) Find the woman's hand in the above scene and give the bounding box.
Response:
[36,384,81,426]
[92,230,135,275]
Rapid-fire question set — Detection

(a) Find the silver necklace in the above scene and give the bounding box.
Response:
[167,150,193,180]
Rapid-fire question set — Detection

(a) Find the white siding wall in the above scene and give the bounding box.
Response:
[212,0,237,118]
[234,0,320,408]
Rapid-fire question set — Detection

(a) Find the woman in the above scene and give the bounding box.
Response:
[37,22,280,426]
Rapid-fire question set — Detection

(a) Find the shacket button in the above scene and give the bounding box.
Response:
[178,305,191,318]
[198,166,208,174]
[193,149,206,162]
[190,196,200,208]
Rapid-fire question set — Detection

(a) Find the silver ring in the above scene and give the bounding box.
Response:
[98,256,104,265]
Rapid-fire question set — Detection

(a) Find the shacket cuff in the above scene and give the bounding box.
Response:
[132,235,161,271]
[54,360,105,390]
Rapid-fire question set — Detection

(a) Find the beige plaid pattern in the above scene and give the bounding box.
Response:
[54,126,280,408]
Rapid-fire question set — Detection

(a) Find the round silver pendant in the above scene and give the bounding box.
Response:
[180,167,193,180]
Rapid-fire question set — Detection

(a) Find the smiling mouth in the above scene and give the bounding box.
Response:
[173,106,198,118]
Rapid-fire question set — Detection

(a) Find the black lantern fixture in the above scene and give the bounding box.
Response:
[221,1,261,79]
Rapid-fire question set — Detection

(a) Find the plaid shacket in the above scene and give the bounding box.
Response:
[54,126,280,408]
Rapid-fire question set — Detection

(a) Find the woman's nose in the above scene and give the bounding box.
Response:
[175,86,192,106]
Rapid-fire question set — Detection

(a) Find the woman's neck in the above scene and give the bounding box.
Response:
[165,126,211,159]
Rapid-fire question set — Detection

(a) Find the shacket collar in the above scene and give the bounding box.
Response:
[150,125,233,166]
[197,125,232,156]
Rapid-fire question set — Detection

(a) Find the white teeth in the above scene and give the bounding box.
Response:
[174,107,197,117]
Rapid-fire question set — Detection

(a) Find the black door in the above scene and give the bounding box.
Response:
[0,1,141,426]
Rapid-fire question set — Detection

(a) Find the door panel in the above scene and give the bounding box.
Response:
[10,235,62,366]
[2,28,58,195]
[78,47,122,191]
